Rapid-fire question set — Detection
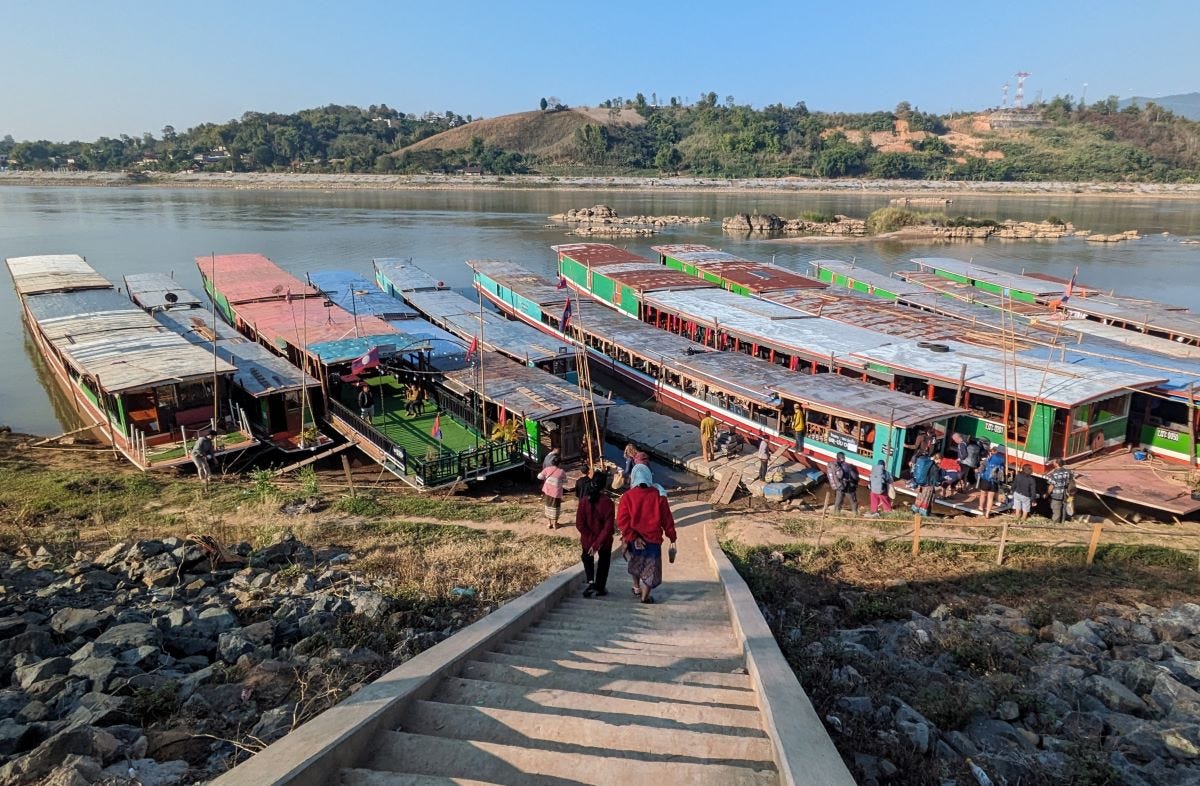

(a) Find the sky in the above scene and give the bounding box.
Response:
[3,0,1197,142]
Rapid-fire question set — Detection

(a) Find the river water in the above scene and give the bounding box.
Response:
[2,186,1198,436]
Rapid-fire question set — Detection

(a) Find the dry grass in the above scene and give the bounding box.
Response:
[400,108,642,157]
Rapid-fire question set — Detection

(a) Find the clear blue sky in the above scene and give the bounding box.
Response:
[4,0,1197,141]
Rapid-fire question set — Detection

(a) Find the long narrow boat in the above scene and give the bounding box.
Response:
[199,254,517,487]
[471,259,968,495]
[6,254,257,469]
[657,247,1200,515]
[372,259,607,464]
[124,273,330,453]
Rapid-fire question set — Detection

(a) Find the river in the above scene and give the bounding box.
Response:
[2,185,1198,435]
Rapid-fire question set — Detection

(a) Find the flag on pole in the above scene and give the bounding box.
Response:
[499,406,507,425]
[1063,266,1079,303]
[431,413,443,440]
[467,335,479,355]
[556,275,567,290]
[561,298,573,331]
[350,346,380,374]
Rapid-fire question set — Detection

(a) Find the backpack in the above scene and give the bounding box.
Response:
[965,442,982,467]
[987,460,1005,483]
[913,455,933,486]
[957,441,969,462]
[841,463,859,491]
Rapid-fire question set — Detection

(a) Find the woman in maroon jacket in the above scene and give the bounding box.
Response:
[617,464,678,604]
[575,475,615,597]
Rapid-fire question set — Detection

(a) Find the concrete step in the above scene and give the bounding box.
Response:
[477,651,752,689]
[556,597,730,616]
[360,731,777,786]
[459,660,758,708]
[401,700,776,765]
[342,772,501,786]
[535,612,738,639]
[514,630,742,658]
[433,677,766,733]
[493,641,744,672]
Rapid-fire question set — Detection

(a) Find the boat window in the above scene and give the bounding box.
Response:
[1090,394,1128,424]
[931,385,958,406]
[1147,398,1191,431]
[176,381,214,411]
[968,392,1006,422]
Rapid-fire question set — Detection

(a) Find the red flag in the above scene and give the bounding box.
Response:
[431,413,443,440]
[351,346,380,374]
[556,275,567,290]
[561,298,573,331]
[467,335,479,355]
[499,406,507,425]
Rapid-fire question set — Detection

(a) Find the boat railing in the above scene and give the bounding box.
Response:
[326,399,408,473]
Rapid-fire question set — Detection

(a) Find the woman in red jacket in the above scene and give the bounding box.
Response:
[575,475,615,597]
[617,464,677,604]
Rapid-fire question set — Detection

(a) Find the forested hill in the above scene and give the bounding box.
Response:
[3,94,1200,182]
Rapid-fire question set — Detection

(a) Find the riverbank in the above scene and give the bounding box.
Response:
[5,170,1200,199]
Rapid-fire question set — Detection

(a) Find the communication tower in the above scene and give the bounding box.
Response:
[1001,82,1010,108]
[1014,71,1031,108]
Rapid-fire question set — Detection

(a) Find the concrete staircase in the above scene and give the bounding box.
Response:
[341,511,778,786]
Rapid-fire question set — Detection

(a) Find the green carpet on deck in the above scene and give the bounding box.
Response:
[341,377,481,457]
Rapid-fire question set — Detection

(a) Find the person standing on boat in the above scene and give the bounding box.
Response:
[868,459,893,516]
[699,411,717,461]
[980,446,1006,518]
[357,383,375,420]
[786,406,806,463]
[618,463,677,604]
[537,453,567,529]
[1046,460,1075,523]
[961,437,982,489]
[575,473,615,598]
[1011,464,1037,523]
[191,431,215,484]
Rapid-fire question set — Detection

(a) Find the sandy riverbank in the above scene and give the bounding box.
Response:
[5,169,1200,199]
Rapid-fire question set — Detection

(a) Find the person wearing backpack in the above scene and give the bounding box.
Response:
[980,446,1006,518]
[962,437,983,488]
[868,459,893,516]
[912,452,943,516]
[829,452,859,514]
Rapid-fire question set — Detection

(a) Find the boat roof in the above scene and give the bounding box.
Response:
[307,269,420,320]
[1059,295,1200,341]
[402,288,564,364]
[553,243,650,268]
[6,254,112,296]
[852,339,1166,406]
[1048,318,1200,361]
[808,260,928,296]
[200,254,315,305]
[123,273,205,310]
[652,244,825,291]
[442,351,610,420]
[24,288,235,392]
[1018,345,1200,395]
[912,257,1068,297]
[472,259,573,308]
[374,258,448,293]
[383,320,470,369]
[231,299,398,360]
[644,288,896,360]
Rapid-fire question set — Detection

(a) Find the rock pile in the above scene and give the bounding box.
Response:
[549,204,710,236]
[788,597,1200,785]
[0,534,475,785]
[722,213,867,235]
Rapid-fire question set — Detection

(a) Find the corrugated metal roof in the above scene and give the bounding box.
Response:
[307,270,420,320]
[385,321,470,369]
[24,288,235,392]
[1058,295,1200,341]
[6,254,111,295]
[1019,345,1200,394]
[1048,319,1200,361]
[644,289,895,360]
[912,257,1067,297]
[595,267,713,294]
[808,260,928,296]
[652,245,825,291]
[201,253,316,305]
[472,259,572,308]
[852,340,1165,406]
[374,258,448,293]
[443,351,608,420]
[232,299,398,357]
[553,243,651,268]
[124,273,205,310]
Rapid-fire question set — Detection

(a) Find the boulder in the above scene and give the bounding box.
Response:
[14,656,72,689]
[50,608,111,639]
[94,622,160,650]
[101,758,189,786]
[1153,604,1200,642]
[348,590,389,620]
[1086,674,1149,715]
[965,717,1036,753]
[0,720,37,757]
[68,657,132,693]
[195,606,238,634]
[217,620,274,663]
[65,692,131,726]
[1149,672,1200,719]
[0,725,120,783]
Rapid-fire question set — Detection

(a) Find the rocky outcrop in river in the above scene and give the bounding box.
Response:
[549,204,710,236]
[0,535,478,785]
[722,213,867,235]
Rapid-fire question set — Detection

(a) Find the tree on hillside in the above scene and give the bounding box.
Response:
[540,97,548,111]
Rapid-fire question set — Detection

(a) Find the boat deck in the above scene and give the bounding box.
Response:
[340,378,480,457]
[1069,450,1200,517]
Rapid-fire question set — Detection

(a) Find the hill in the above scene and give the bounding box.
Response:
[400,107,645,158]
[1120,92,1200,121]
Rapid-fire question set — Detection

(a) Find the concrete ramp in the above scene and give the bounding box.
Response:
[213,502,853,786]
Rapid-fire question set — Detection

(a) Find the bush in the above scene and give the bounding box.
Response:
[799,211,837,223]
[865,207,944,234]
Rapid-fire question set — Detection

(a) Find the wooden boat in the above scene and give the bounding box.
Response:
[5,254,257,469]
[123,273,331,453]
[470,259,967,493]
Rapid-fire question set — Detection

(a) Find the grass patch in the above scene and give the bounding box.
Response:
[385,495,532,524]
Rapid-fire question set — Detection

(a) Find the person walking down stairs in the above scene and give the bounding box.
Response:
[575,473,614,597]
[618,464,677,604]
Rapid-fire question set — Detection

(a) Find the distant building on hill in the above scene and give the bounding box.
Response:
[987,109,1048,129]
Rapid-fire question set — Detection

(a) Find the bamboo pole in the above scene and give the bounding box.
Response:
[341,454,356,497]
[996,520,1010,565]
[912,514,922,555]
[1086,524,1104,566]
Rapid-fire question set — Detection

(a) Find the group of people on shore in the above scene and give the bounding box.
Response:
[538,447,678,604]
